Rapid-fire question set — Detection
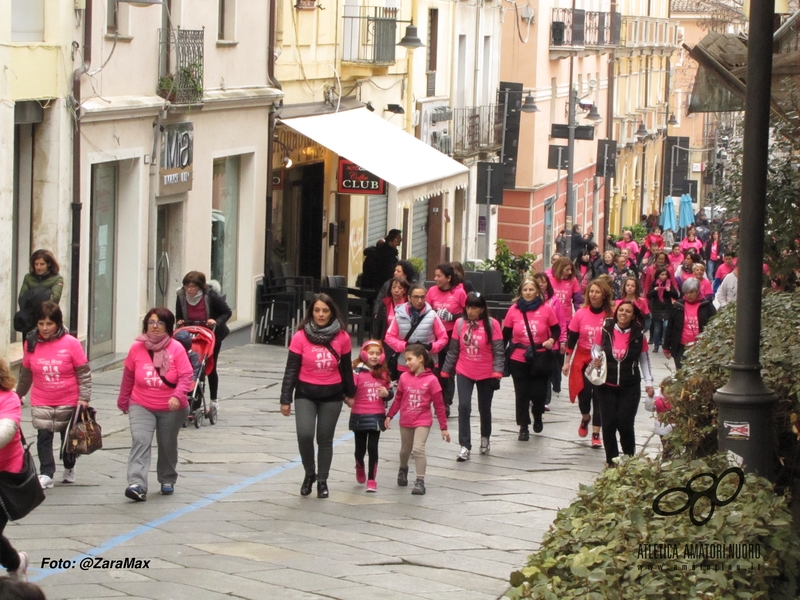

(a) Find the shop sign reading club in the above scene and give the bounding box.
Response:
[337,158,385,195]
[159,122,194,195]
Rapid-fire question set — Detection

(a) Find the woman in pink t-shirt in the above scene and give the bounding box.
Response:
[679,231,704,255]
[691,263,714,302]
[563,278,614,448]
[441,293,504,460]
[533,273,567,409]
[117,307,193,502]
[703,230,722,281]
[280,294,356,499]
[16,302,91,490]
[0,359,29,580]
[503,280,560,439]
[662,278,717,369]
[609,231,641,258]
[591,301,654,466]
[616,277,651,333]
[426,263,468,415]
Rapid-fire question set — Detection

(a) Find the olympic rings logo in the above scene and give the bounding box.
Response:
[652,467,744,526]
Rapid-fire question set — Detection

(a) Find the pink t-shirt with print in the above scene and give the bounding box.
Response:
[0,391,23,474]
[547,275,581,324]
[568,307,607,351]
[289,329,352,386]
[668,252,684,270]
[351,369,390,415]
[596,328,649,361]
[22,335,87,407]
[425,285,468,333]
[503,304,558,363]
[453,318,502,380]
[122,340,193,411]
[680,301,702,345]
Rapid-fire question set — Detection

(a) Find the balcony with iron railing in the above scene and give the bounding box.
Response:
[550,9,618,57]
[157,28,204,104]
[342,6,399,65]
[619,16,673,49]
[451,105,503,158]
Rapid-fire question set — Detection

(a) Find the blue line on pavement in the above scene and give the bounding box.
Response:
[30,431,355,583]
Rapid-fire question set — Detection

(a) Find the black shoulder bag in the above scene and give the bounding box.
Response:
[522,310,554,378]
[0,430,46,521]
[148,350,177,388]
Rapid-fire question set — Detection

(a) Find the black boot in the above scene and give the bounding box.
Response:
[300,472,316,496]
[317,479,329,499]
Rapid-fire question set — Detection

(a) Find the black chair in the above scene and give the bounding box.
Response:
[486,300,512,323]
[257,286,299,347]
[321,286,367,346]
[464,271,485,295]
[424,280,436,290]
[326,275,346,288]
[484,270,512,300]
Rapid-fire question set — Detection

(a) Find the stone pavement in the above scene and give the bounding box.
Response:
[14,340,674,599]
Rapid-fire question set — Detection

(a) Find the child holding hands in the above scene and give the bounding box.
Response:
[384,344,450,495]
[645,377,674,453]
[348,340,393,492]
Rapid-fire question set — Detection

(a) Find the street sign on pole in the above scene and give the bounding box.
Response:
[551,123,595,140]
[476,162,505,205]
[547,146,569,170]
[595,139,617,178]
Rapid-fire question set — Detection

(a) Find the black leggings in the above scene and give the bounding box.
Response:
[436,338,455,406]
[510,360,549,427]
[0,514,20,572]
[578,375,602,428]
[596,383,641,465]
[208,336,223,400]
[37,429,76,478]
[354,431,381,480]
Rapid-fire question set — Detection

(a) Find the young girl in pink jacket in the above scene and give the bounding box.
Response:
[348,340,393,493]
[384,345,450,496]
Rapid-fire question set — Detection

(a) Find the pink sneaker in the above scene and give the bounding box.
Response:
[355,462,366,484]
[366,480,377,493]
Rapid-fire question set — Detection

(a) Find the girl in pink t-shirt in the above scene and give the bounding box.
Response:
[0,358,27,580]
[16,302,90,488]
[385,345,450,496]
[441,293,504,460]
[348,340,393,492]
[616,277,651,332]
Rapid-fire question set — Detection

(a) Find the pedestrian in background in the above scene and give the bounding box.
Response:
[280,294,356,499]
[0,358,30,582]
[663,278,716,369]
[713,252,737,293]
[373,229,403,290]
[117,308,193,501]
[15,302,91,489]
[384,344,450,496]
[441,292,504,460]
[645,377,674,453]
[647,267,679,353]
[504,279,560,439]
[348,340,392,493]
[425,265,468,415]
[679,230,703,255]
[564,278,614,449]
[372,260,416,316]
[716,265,739,307]
[15,250,64,335]
[703,230,722,281]
[592,300,654,467]
[372,276,410,342]
[533,273,566,410]
[175,271,231,408]
[691,263,714,301]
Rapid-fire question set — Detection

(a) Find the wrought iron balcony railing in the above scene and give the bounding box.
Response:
[342,6,398,65]
[451,105,503,158]
[552,9,619,48]
[157,28,204,104]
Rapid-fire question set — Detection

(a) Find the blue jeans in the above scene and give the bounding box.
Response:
[707,259,720,282]
[650,318,668,349]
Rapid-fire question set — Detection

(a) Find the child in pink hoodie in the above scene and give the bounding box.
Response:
[348,340,393,493]
[385,344,450,496]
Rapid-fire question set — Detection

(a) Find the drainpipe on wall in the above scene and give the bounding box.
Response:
[69,2,93,336]
[146,107,167,310]
[603,0,616,244]
[264,0,284,281]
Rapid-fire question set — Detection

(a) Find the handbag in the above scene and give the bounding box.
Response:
[522,309,554,377]
[0,431,46,521]
[65,406,103,456]
[584,352,607,386]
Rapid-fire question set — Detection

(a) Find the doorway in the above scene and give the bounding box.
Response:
[156,202,184,309]
[89,163,118,360]
[282,163,324,279]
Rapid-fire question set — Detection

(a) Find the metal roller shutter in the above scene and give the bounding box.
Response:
[367,195,388,246]
[411,199,429,278]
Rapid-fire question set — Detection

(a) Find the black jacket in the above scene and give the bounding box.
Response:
[662,299,716,355]
[647,281,679,320]
[279,340,357,404]
[175,288,232,341]
[569,231,593,260]
[370,244,399,291]
[597,320,646,388]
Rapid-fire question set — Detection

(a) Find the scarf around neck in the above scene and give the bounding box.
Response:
[186,289,205,306]
[517,297,543,313]
[137,332,172,375]
[303,319,342,345]
[26,325,67,353]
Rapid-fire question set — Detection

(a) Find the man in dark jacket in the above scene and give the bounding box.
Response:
[569,224,593,260]
[371,229,402,290]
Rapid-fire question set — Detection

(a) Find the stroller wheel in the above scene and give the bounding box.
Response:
[208,403,218,425]
[194,408,204,428]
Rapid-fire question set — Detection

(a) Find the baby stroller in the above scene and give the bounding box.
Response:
[176,322,218,428]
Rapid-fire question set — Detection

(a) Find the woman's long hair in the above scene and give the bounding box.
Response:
[0,358,16,392]
[581,278,614,316]
[608,299,645,337]
[297,293,346,331]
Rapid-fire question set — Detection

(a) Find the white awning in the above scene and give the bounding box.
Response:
[280,108,469,203]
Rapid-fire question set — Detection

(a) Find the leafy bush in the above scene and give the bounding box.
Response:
[407,257,425,281]
[485,239,536,294]
[507,454,799,599]
[663,290,800,486]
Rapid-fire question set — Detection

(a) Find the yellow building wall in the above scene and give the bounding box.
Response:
[10,45,62,100]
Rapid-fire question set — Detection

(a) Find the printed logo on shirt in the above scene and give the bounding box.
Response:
[364,380,383,403]
[143,365,163,388]
[406,381,429,410]
[41,364,61,384]
[312,345,334,370]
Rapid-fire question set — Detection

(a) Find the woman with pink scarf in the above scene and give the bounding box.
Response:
[117,308,193,502]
